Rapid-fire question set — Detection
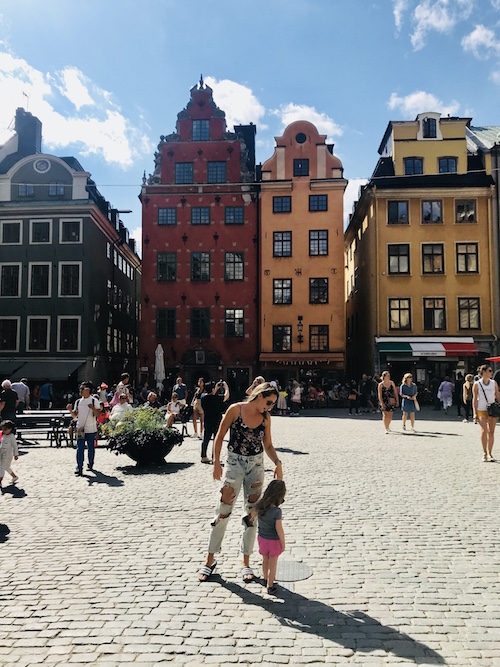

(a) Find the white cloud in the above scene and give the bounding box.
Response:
[410,0,473,51]
[129,226,142,258]
[344,177,369,229]
[388,90,460,118]
[491,0,500,9]
[270,103,342,141]
[461,24,500,60]
[204,76,266,131]
[0,50,152,168]
[393,0,409,30]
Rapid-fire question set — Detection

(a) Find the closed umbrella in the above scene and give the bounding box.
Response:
[154,344,166,392]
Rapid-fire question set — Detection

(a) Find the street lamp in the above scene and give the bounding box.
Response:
[297,315,304,351]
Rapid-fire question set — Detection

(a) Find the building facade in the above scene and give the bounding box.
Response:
[140,81,259,398]
[0,109,141,391]
[259,121,347,388]
[345,112,495,384]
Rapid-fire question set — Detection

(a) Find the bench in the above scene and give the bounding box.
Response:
[15,410,73,447]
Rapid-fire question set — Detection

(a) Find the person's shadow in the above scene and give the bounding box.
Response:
[1,484,27,498]
[216,578,444,664]
[86,471,124,487]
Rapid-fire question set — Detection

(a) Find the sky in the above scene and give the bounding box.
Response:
[1,0,500,252]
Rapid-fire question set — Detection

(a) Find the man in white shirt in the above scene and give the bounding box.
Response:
[12,378,30,413]
[67,382,101,476]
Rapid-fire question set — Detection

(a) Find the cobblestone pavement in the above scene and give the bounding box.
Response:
[1,407,499,666]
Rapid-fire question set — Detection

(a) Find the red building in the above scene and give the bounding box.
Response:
[140,80,259,397]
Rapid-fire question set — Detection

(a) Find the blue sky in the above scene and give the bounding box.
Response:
[1,0,500,248]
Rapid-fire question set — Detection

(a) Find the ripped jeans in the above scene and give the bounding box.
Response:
[208,451,265,556]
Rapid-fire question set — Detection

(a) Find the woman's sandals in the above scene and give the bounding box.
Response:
[198,560,217,582]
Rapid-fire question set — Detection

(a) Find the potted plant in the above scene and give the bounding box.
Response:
[104,407,183,466]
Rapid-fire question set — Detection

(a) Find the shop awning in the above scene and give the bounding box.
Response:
[0,361,25,377]
[12,360,85,381]
[376,342,412,353]
[259,352,344,365]
[442,342,478,356]
[376,337,478,358]
[411,343,446,356]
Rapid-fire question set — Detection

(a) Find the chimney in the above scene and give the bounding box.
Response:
[15,108,42,157]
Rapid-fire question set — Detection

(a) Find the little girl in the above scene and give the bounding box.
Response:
[0,420,19,491]
[255,479,286,596]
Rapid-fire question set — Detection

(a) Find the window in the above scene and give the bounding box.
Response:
[193,119,209,141]
[58,317,80,351]
[224,252,244,281]
[0,264,21,297]
[225,309,244,337]
[424,298,446,330]
[273,196,291,213]
[309,325,329,351]
[293,159,309,176]
[422,200,442,224]
[456,243,478,273]
[456,200,476,223]
[309,195,328,211]
[191,207,210,225]
[27,317,50,352]
[439,157,457,173]
[158,208,177,225]
[175,162,193,184]
[156,309,176,338]
[309,230,328,256]
[222,206,244,225]
[273,325,291,352]
[273,279,292,305]
[29,263,51,297]
[191,252,210,281]
[388,244,410,274]
[60,219,81,243]
[207,161,226,183]
[49,183,65,196]
[157,252,177,281]
[274,231,292,257]
[30,219,51,243]
[423,117,437,138]
[458,298,480,330]
[59,263,81,297]
[1,221,21,244]
[309,278,328,304]
[388,201,409,224]
[190,308,210,338]
[422,244,444,274]
[389,298,411,330]
[404,158,423,175]
[18,183,34,197]
[0,318,19,351]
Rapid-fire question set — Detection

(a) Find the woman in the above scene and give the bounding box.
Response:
[290,380,302,417]
[400,372,418,432]
[377,370,399,434]
[473,364,500,462]
[462,374,474,423]
[246,376,266,395]
[191,378,205,440]
[198,382,282,583]
[347,380,360,416]
[438,376,454,414]
[166,393,181,428]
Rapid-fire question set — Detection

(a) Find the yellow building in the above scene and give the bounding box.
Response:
[345,112,495,384]
[259,121,347,387]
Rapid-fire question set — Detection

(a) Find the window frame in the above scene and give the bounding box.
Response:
[387,201,409,224]
[422,200,443,224]
[224,308,245,338]
[389,298,411,331]
[456,242,478,274]
[309,277,329,304]
[438,157,457,174]
[28,262,52,298]
[191,207,211,225]
[272,325,292,352]
[309,195,328,212]
[158,208,177,226]
[190,308,210,338]
[293,159,309,176]
[455,199,476,223]
[423,117,437,138]
[388,243,410,275]
[309,230,328,256]
[156,308,176,338]
[309,325,329,352]
[458,297,481,330]
[192,119,210,141]
[273,279,292,305]
[157,252,177,282]
[0,262,21,298]
[58,261,82,298]
[26,316,51,352]
[18,183,34,197]
[175,162,194,184]
[273,196,291,213]
[48,183,65,196]
[224,252,244,281]
[57,316,81,352]
[207,161,227,184]
[422,243,445,275]
[225,206,244,225]
[0,317,20,352]
[423,297,447,331]
[273,231,292,257]
[190,252,211,282]
[59,218,82,244]
[29,218,52,244]
[0,220,22,245]
[404,158,423,175]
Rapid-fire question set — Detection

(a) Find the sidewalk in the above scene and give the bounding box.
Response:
[0,410,499,666]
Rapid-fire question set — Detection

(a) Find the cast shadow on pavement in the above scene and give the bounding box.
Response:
[216,578,445,665]
[86,471,124,487]
[275,447,309,456]
[116,461,194,476]
[1,484,27,498]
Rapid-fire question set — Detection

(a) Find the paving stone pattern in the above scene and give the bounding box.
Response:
[1,408,499,666]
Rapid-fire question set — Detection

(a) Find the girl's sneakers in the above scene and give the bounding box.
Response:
[267,585,277,596]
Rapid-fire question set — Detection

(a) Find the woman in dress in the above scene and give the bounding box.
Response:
[473,364,500,462]
[400,372,418,432]
[377,370,399,433]
[191,378,205,439]
[462,374,474,422]
[165,393,181,428]
[438,376,454,414]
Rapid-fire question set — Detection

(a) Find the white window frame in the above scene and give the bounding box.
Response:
[58,261,82,298]
[0,316,20,352]
[28,262,52,298]
[57,316,81,352]
[29,218,53,244]
[59,218,83,244]
[0,219,22,245]
[26,316,51,352]
[0,262,22,298]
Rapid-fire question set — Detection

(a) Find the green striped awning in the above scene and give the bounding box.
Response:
[377,342,412,353]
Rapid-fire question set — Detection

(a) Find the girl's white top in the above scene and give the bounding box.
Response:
[476,379,496,411]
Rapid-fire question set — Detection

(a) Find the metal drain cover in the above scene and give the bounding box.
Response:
[276,560,312,582]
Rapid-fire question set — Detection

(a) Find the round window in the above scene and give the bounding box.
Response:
[34,159,50,173]
[295,132,306,144]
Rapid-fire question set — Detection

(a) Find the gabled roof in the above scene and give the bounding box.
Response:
[467,126,500,150]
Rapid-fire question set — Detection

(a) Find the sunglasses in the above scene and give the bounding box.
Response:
[265,400,276,407]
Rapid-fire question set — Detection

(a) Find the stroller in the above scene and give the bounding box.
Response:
[177,404,193,439]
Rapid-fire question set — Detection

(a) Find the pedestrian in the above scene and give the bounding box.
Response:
[276,384,288,415]
[173,376,188,406]
[462,374,474,422]
[67,381,101,476]
[11,378,30,414]
[430,375,441,410]
[140,381,150,404]
[0,420,19,490]
[109,373,132,407]
[454,373,464,417]
[110,394,133,423]
[400,372,418,432]
[191,378,205,439]
[144,392,161,409]
[200,380,230,463]
[246,376,266,395]
[377,370,399,433]
[0,380,19,422]
[473,364,500,462]
[198,382,282,583]
[438,376,454,414]
[97,383,108,405]
[165,393,182,428]
[290,380,302,416]
[347,380,360,416]
[39,379,54,409]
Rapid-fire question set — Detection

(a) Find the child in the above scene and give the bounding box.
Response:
[0,420,19,491]
[255,479,286,596]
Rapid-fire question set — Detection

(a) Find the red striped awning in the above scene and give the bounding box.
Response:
[442,343,478,356]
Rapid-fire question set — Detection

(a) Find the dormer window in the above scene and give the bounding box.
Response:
[423,117,437,138]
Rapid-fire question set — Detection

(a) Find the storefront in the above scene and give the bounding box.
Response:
[259,352,344,389]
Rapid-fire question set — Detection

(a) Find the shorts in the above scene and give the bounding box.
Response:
[258,535,282,558]
[477,410,490,419]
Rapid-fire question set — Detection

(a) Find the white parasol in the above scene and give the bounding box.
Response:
[154,344,166,391]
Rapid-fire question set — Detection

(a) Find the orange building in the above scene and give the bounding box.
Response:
[259,121,347,387]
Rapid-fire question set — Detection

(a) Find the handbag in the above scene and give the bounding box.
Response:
[348,393,356,401]
[479,383,500,418]
[414,398,420,411]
